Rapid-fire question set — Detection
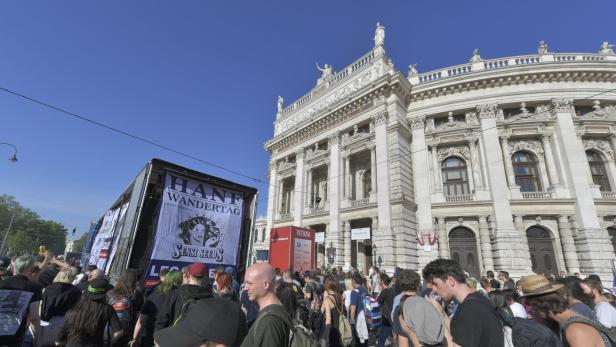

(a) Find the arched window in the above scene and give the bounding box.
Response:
[512,151,542,192]
[442,157,470,196]
[586,150,611,192]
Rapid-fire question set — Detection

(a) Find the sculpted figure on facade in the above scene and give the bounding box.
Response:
[277,96,284,112]
[469,48,482,63]
[408,63,418,77]
[538,41,549,54]
[425,118,435,133]
[374,22,385,46]
[599,41,614,55]
[465,112,479,125]
[509,140,544,156]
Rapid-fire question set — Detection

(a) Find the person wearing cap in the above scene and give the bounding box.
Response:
[520,274,609,347]
[156,262,212,330]
[154,297,247,347]
[240,263,291,347]
[422,258,503,347]
[55,278,123,347]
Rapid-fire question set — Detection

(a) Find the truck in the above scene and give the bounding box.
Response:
[81,159,258,287]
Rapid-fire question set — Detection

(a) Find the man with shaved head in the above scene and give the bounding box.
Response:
[240,263,291,347]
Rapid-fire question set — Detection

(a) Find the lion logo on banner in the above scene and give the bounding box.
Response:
[178,216,221,248]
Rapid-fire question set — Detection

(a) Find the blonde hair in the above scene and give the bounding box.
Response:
[53,267,78,284]
[345,278,353,291]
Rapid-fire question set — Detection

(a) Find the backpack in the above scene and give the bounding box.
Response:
[510,317,562,347]
[362,295,382,328]
[336,305,353,347]
[108,294,134,330]
[173,292,211,326]
[562,315,616,347]
[253,307,320,347]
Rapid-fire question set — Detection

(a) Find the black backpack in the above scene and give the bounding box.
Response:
[511,317,562,347]
[561,316,616,347]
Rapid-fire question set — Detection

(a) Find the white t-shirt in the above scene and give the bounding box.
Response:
[371,274,381,294]
[595,301,616,328]
[343,289,352,311]
[510,302,527,319]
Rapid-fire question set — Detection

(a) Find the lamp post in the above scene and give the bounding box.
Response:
[0,143,18,162]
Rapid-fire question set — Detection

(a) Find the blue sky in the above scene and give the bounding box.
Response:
[1,1,614,238]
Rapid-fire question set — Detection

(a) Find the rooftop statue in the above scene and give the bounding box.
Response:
[469,48,482,63]
[408,63,418,77]
[316,62,333,85]
[277,96,284,112]
[374,22,385,46]
[599,41,614,55]
[538,41,549,54]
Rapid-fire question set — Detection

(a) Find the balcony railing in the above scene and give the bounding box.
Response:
[307,201,329,214]
[445,194,474,203]
[521,191,553,199]
[601,191,616,199]
[349,198,370,208]
[278,213,292,220]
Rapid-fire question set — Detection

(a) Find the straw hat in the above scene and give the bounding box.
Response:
[519,274,563,297]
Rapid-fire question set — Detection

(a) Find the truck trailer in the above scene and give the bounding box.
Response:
[81,159,258,286]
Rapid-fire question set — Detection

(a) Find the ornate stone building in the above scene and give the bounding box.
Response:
[260,25,616,281]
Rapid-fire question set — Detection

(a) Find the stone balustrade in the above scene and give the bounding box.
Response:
[600,191,616,199]
[444,194,474,203]
[416,52,614,85]
[521,191,553,199]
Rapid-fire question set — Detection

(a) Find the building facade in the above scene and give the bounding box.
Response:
[261,25,616,280]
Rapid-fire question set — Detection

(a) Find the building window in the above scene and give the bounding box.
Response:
[586,150,611,191]
[512,151,542,192]
[442,157,470,196]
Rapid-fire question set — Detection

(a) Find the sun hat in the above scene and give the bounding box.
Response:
[519,274,563,297]
[154,297,246,347]
[83,278,110,301]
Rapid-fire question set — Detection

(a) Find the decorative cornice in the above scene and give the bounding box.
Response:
[551,98,574,113]
[477,104,498,119]
[437,145,471,162]
[328,133,340,145]
[409,115,425,130]
[373,111,388,126]
[509,139,544,156]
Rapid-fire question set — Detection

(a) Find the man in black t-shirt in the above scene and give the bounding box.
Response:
[0,255,43,347]
[498,271,516,290]
[423,259,504,347]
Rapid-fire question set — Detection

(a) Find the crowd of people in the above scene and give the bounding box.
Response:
[1,251,615,347]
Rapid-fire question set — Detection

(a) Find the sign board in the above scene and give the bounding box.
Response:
[145,172,245,287]
[0,290,33,337]
[269,226,315,271]
[315,232,325,243]
[351,227,371,240]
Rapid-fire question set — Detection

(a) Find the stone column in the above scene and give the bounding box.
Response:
[541,132,560,187]
[552,98,611,281]
[431,144,442,192]
[478,104,525,277]
[328,133,343,267]
[307,167,313,207]
[369,144,377,198]
[513,215,533,272]
[500,135,516,188]
[437,217,449,258]
[344,221,352,270]
[478,216,494,272]
[293,150,305,226]
[558,215,580,274]
[345,154,352,199]
[373,111,394,269]
[266,161,278,232]
[468,136,484,190]
[410,116,434,241]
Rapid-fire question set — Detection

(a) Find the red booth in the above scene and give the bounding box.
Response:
[269,226,315,271]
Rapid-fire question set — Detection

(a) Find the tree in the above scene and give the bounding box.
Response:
[72,233,89,253]
[0,194,67,256]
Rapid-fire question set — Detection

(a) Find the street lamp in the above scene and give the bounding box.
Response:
[0,143,18,162]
